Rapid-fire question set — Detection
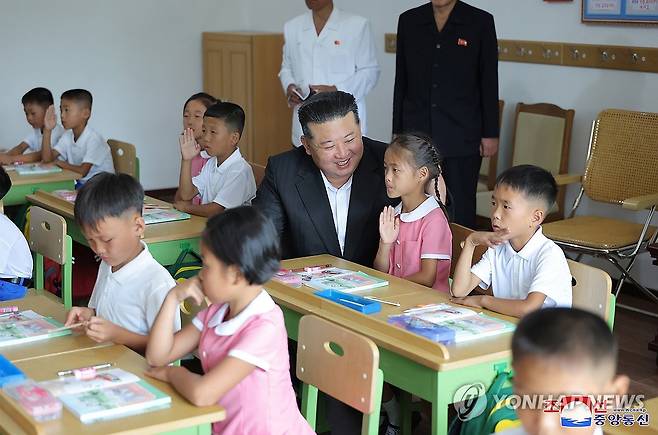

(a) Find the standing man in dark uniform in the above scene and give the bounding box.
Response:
[393,0,499,228]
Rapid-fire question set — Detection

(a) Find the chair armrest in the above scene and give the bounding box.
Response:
[622,193,658,211]
[554,173,582,186]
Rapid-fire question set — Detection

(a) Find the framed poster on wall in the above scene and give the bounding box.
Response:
[583,0,658,23]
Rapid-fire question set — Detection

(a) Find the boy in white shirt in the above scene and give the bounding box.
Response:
[451,164,572,317]
[65,172,180,352]
[0,87,64,164]
[41,89,114,184]
[174,101,256,217]
[0,167,32,282]
[502,307,630,435]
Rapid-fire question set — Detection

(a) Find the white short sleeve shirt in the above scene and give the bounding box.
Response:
[23,124,64,152]
[0,214,32,279]
[470,227,572,308]
[192,148,256,209]
[53,126,114,182]
[88,242,180,335]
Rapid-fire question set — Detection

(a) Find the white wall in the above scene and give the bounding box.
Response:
[243,0,658,288]
[0,0,246,190]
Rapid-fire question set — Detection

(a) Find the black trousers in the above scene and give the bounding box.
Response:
[442,154,482,229]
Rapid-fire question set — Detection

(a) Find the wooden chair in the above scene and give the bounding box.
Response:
[249,161,266,188]
[478,99,505,192]
[476,102,575,225]
[28,206,73,309]
[568,260,615,330]
[543,109,658,316]
[450,222,487,278]
[297,315,383,435]
[107,139,140,180]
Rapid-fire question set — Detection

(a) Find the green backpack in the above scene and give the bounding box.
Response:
[450,370,521,435]
[166,249,208,327]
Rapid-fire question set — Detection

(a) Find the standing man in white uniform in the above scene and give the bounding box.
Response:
[279,0,380,147]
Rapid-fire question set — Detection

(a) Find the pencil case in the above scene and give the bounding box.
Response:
[314,289,381,314]
[0,355,25,387]
[3,380,62,422]
[0,281,28,301]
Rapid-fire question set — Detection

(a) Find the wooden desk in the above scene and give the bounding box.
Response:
[0,293,112,363]
[0,345,225,435]
[27,190,207,266]
[5,170,78,207]
[265,255,516,435]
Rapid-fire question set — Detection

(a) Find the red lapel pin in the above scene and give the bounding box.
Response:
[334,40,341,45]
[457,38,468,47]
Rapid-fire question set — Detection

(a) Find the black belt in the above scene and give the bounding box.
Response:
[0,277,29,286]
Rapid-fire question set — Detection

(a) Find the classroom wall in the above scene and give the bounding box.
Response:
[242,0,658,287]
[0,0,245,190]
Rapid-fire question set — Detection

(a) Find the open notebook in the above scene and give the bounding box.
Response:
[14,164,63,176]
[40,368,171,424]
[273,266,388,293]
[388,303,515,344]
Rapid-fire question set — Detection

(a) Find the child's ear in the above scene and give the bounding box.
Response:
[417,165,429,182]
[230,131,240,147]
[609,374,630,403]
[134,214,146,239]
[530,207,545,226]
[228,265,243,286]
[82,107,91,121]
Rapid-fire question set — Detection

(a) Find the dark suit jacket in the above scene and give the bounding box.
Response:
[393,1,499,158]
[253,138,396,267]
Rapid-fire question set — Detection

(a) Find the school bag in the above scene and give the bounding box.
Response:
[166,249,208,327]
[449,370,520,435]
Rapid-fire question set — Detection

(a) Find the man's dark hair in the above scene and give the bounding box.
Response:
[495,164,558,210]
[22,87,54,109]
[205,102,245,137]
[0,166,11,200]
[298,91,360,139]
[74,173,143,230]
[512,307,617,369]
[61,89,93,110]
[202,206,280,285]
[183,92,219,114]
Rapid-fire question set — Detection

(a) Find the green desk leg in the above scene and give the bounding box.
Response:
[161,423,212,435]
[4,180,75,206]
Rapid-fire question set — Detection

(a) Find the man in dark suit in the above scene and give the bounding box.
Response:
[254,91,395,434]
[393,0,499,228]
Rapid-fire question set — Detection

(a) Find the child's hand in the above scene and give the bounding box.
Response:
[44,105,57,131]
[467,229,511,248]
[85,316,118,343]
[451,295,486,309]
[145,366,171,383]
[65,307,94,327]
[379,206,400,244]
[179,128,200,161]
[173,199,190,213]
[169,276,205,306]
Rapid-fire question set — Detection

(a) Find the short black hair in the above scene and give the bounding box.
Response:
[204,102,245,137]
[22,87,54,109]
[298,91,360,138]
[74,172,144,230]
[183,92,219,114]
[495,164,557,210]
[202,206,280,285]
[512,307,617,370]
[0,166,11,200]
[61,89,93,110]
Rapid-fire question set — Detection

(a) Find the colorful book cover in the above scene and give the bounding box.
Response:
[40,369,140,397]
[52,189,78,203]
[0,310,44,324]
[143,209,191,225]
[15,163,63,176]
[58,380,171,424]
[297,267,354,282]
[0,313,71,347]
[306,271,388,293]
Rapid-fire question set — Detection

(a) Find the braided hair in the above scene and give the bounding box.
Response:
[389,133,450,221]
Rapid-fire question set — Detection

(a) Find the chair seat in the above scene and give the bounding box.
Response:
[543,216,657,250]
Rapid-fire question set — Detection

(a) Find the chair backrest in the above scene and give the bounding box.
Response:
[29,206,67,265]
[107,139,138,178]
[450,223,487,277]
[568,259,612,323]
[249,161,266,188]
[479,99,505,190]
[582,109,658,205]
[297,315,380,414]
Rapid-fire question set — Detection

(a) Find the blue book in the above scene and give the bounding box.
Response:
[0,355,26,387]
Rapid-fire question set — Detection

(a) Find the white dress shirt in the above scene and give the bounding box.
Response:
[320,171,352,255]
[279,8,380,146]
[53,125,114,183]
[192,148,256,209]
[23,124,64,152]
